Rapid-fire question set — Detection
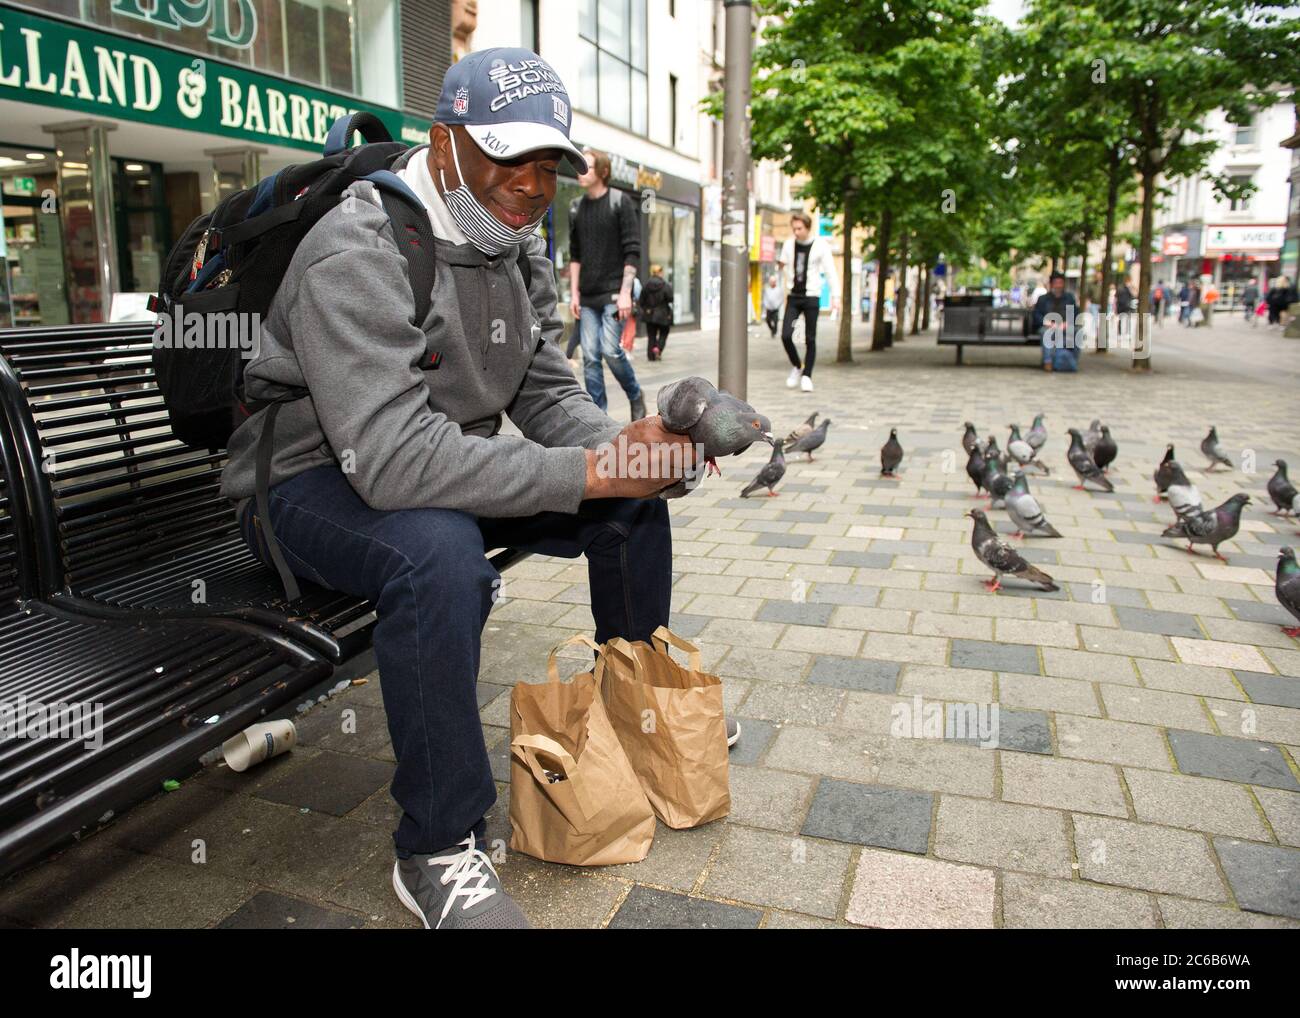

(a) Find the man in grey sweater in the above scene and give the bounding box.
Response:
[221,49,689,929]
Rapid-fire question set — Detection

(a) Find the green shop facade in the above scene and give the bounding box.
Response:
[0,1,448,326]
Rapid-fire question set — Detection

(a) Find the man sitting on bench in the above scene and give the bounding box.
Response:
[220,49,690,929]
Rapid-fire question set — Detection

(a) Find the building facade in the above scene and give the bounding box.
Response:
[1150,99,1296,306]
[0,0,447,326]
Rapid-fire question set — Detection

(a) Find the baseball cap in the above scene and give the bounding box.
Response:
[436,48,588,174]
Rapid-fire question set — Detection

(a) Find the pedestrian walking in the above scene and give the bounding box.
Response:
[568,148,645,419]
[1178,280,1191,325]
[1242,280,1260,326]
[777,211,839,392]
[637,263,674,361]
[762,273,783,337]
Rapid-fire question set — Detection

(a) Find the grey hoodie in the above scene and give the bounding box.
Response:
[220,146,622,517]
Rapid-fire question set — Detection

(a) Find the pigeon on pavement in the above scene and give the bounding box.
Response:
[966,443,988,496]
[740,439,786,498]
[783,412,818,447]
[962,422,980,455]
[1267,460,1297,516]
[1066,428,1115,492]
[983,453,1013,507]
[1007,424,1050,475]
[788,418,831,461]
[1092,425,1118,472]
[1200,426,1233,471]
[967,509,1060,592]
[1154,444,1180,500]
[1276,547,1300,637]
[1005,472,1062,538]
[1083,419,1103,455]
[881,429,903,476]
[656,376,772,477]
[1026,413,1048,452]
[1165,463,1203,519]
[1161,493,1250,561]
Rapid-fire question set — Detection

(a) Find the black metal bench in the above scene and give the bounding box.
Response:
[938,306,1036,364]
[0,323,527,877]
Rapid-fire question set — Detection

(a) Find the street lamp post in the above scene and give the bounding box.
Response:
[718,0,753,399]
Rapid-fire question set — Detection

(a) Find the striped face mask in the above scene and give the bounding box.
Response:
[439,131,539,256]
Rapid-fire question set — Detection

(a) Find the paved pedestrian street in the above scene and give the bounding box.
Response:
[3,318,1298,929]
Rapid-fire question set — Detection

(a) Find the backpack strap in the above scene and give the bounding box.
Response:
[324,111,393,155]
[253,395,305,603]
[363,169,437,354]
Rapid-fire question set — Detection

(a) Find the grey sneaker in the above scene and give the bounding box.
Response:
[630,393,647,421]
[726,717,741,748]
[392,833,530,929]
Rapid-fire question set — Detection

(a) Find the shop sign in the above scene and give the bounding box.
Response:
[111,0,256,50]
[1162,233,1189,256]
[0,4,427,153]
[1205,224,1286,251]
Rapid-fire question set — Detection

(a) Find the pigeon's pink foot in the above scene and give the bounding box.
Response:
[1281,626,1300,638]
[767,491,779,497]
[982,577,1002,593]
[1215,552,1228,563]
[706,457,720,477]
[1073,485,1085,491]
[1011,531,1024,539]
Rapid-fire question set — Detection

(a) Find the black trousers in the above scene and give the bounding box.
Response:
[764,307,780,336]
[646,323,670,356]
[781,295,821,376]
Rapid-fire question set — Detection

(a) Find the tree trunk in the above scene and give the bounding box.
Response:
[895,229,909,342]
[911,260,925,334]
[836,187,855,363]
[1078,228,1091,310]
[921,265,932,330]
[871,208,893,351]
[1134,168,1155,371]
[1097,153,1120,353]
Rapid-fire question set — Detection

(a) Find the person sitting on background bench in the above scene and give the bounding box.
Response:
[220,48,692,930]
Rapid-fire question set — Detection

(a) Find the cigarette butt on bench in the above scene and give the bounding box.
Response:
[222,720,298,773]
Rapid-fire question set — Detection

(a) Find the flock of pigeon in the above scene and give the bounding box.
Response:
[735,404,1300,639]
[653,376,1298,641]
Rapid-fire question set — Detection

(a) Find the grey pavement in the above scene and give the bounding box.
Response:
[3,313,1298,929]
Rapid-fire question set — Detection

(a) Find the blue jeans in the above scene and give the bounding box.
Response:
[238,465,671,856]
[579,303,642,411]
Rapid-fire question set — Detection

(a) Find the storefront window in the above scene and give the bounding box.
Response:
[113,159,169,294]
[51,0,401,108]
[0,147,68,327]
[648,199,697,325]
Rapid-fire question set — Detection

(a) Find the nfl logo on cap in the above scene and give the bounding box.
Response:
[452,87,470,116]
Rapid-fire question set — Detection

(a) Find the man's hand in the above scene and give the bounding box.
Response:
[584,415,696,499]
[831,297,842,314]
[570,299,582,320]
[616,289,633,321]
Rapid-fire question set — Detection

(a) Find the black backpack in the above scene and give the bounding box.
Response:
[149,112,532,600]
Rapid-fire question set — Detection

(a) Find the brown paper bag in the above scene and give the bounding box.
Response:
[602,626,730,829]
[508,635,655,866]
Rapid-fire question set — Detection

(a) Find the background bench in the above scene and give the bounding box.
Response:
[0,323,526,878]
[937,305,1035,364]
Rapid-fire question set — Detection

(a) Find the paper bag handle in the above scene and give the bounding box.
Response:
[510,733,599,824]
[545,633,603,683]
[651,625,701,671]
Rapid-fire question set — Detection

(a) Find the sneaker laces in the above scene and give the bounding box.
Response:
[427,833,499,929]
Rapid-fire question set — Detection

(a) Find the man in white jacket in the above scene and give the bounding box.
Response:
[777,212,839,391]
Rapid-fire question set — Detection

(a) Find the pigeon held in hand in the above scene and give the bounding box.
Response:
[967,509,1059,592]
[1161,493,1250,562]
[881,429,903,476]
[1201,426,1233,472]
[1267,460,1297,516]
[1093,425,1118,473]
[783,412,818,447]
[656,376,772,477]
[788,418,831,461]
[1005,472,1062,538]
[1276,547,1300,637]
[1067,428,1115,492]
[740,439,786,498]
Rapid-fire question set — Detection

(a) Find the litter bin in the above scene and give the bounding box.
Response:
[883,321,894,347]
